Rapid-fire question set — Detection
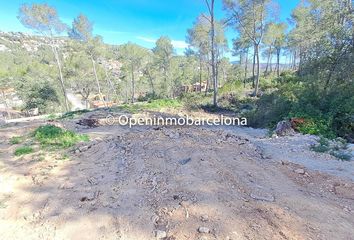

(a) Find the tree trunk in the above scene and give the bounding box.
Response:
[90,55,106,107]
[146,68,156,97]
[254,44,260,96]
[265,45,272,74]
[131,64,135,104]
[205,64,210,96]
[104,67,118,102]
[244,47,249,88]
[51,45,69,111]
[207,0,218,107]
[252,45,256,88]
[199,56,203,93]
[276,48,281,77]
[1,90,11,119]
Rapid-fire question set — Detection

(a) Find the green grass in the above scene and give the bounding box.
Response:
[14,146,34,156]
[113,99,182,113]
[9,136,23,145]
[33,125,89,149]
[59,109,91,119]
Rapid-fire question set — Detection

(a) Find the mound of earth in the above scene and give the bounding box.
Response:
[0,113,353,239]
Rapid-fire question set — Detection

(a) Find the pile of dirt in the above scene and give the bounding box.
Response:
[0,115,353,239]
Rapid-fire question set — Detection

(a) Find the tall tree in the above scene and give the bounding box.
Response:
[69,14,106,106]
[18,3,69,111]
[224,0,271,96]
[153,36,174,97]
[187,16,211,93]
[232,35,252,87]
[118,43,149,103]
[263,22,287,76]
[204,0,218,107]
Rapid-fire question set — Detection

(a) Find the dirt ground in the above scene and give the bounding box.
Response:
[0,114,354,240]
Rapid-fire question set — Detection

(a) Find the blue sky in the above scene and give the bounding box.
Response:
[0,0,299,57]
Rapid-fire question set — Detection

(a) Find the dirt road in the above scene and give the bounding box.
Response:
[0,119,353,240]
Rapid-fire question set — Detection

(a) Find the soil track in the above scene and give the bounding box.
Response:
[0,118,353,240]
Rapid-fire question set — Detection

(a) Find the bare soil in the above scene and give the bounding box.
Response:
[0,114,353,240]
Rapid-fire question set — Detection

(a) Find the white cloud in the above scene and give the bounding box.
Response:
[137,36,156,43]
[137,36,188,49]
[171,40,189,49]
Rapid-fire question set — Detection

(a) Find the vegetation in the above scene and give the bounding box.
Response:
[311,137,352,161]
[113,99,182,113]
[14,146,34,156]
[9,136,23,145]
[0,1,353,141]
[33,125,89,149]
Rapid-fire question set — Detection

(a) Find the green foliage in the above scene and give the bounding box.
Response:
[181,93,212,110]
[9,136,23,145]
[113,99,182,113]
[24,83,60,113]
[60,109,91,119]
[14,146,34,156]
[33,125,89,149]
[311,137,352,161]
[246,72,353,140]
[218,79,243,94]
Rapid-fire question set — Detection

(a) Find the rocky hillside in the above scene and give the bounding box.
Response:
[0,31,121,74]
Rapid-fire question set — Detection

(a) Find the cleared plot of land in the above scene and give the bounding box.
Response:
[0,115,353,240]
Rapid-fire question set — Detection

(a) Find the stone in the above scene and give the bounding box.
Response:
[198,227,210,233]
[179,157,191,165]
[250,189,275,202]
[275,120,295,136]
[294,168,305,175]
[79,145,89,152]
[200,215,209,222]
[0,118,6,126]
[155,230,167,239]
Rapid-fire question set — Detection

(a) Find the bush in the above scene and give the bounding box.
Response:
[60,109,90,119]
[246,72,354,140]
[34,125,89,148]
[181,93,212,110]
[9,136,23,145]
[14,146,33,156]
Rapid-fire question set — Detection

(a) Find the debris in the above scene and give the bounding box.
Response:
[79,145,89,152]
[200,215,209,222]
[275,120,295,136]
[179,157,191,165]
[294,168,305,175]
[198,226,210,233]
[77,118,100,128]
[155,230,167,239]
[250,189,275,202]
[59,182,75,189]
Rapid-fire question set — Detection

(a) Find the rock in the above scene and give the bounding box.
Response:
[155,230,167,239]
[59,182,75,189]
[250,189,275,202]
[294,168,305,175]
[0,118,6,126]
[198,226,210,233]
[79,145,89,152]
[275,120,295,136]
[77,118,100,128]
[200,215,209,222]
[179,157,191,165]
[347,144,354,158]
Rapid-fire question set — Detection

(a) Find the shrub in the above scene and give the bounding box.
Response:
[60,109,90,119]
[9,136,23,145]
[14,146,33,156]
[33,125,89,148]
